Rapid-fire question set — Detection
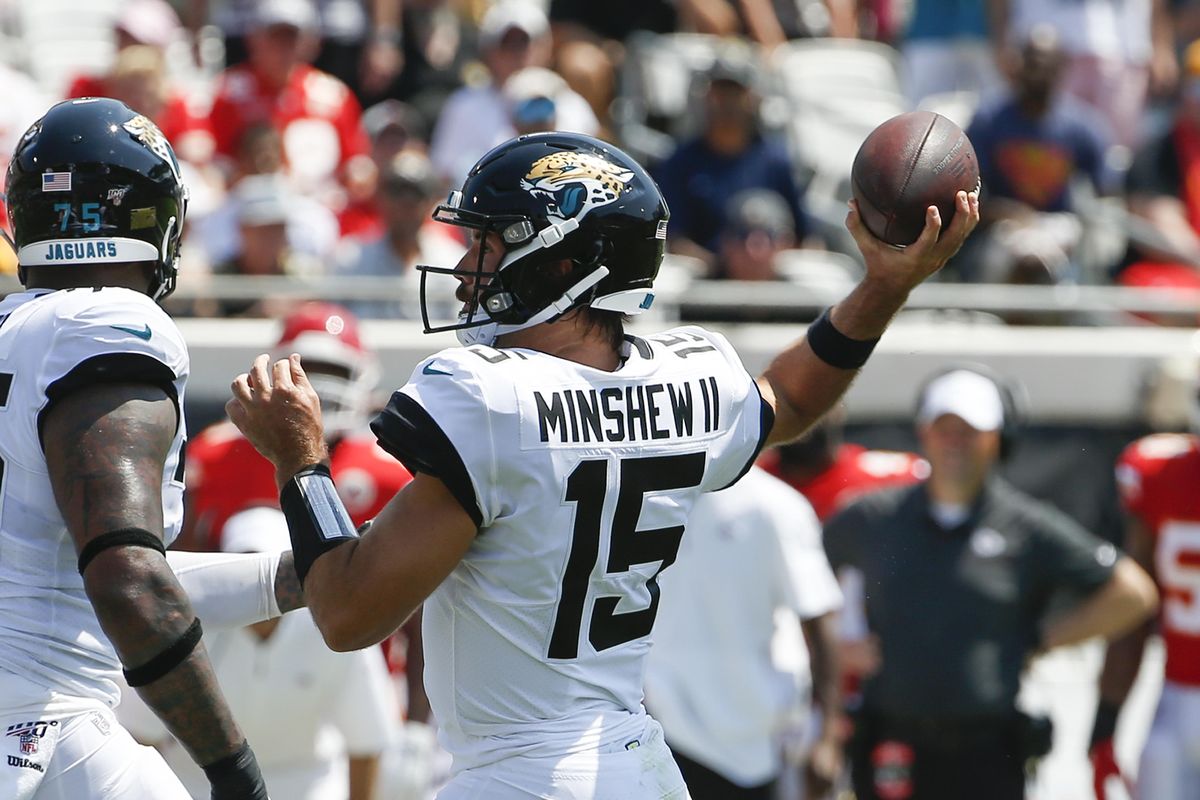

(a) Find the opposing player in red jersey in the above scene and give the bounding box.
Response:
[1091,432,1200,799]
[183,302,410,552]
[760,413,928,522]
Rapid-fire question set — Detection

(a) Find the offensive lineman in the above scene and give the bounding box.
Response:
[1091,430,1200,799]
[227,132,980,799]
[0,98,290,798]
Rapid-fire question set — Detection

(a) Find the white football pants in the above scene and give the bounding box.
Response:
[1137,681,1200,800]
[1,705,191,800]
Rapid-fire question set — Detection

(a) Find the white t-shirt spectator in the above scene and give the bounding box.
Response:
[333,224,465,320]
[645,466,843,787]
[429,84,599,186]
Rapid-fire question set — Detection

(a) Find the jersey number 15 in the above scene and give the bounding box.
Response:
[549,452,705,660]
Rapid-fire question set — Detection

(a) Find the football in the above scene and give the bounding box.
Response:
[850,110,979,247]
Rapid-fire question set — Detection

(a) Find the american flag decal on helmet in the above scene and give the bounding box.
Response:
[41,172,71,192]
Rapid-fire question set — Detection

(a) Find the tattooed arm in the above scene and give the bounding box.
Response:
[42,383,262,785]
[274,551,304,613]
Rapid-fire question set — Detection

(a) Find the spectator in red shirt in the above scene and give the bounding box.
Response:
[207,0,371,200]
[64,0,212,164]
[338,99,430,239]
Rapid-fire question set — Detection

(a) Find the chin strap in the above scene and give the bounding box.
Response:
[457,267,611,347]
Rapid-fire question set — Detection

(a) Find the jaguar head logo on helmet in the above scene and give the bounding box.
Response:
[5,97,188,302]
[418,132,669,347]
[519,151,635,221]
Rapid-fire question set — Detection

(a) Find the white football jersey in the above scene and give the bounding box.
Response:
[0,288,188,710]
[371,326,771,770]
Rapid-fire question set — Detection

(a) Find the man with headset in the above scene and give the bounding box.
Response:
[823,366,1159,800]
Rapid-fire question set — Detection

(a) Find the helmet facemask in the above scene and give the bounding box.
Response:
[303,361,377,437]
[419,189,609,347]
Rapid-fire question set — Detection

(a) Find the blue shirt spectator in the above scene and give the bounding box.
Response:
[967,95,1115,213]
[654,134,808,255]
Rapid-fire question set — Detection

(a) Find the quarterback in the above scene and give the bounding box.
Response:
[0,99,301,799]
[228,132,979,799]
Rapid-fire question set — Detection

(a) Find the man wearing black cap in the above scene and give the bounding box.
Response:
[653,52,811,274]
[823,367,1159,800]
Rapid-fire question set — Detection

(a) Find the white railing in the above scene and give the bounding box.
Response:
[5,275,1196,425]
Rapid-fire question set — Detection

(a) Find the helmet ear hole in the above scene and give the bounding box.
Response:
[580,238,605,268]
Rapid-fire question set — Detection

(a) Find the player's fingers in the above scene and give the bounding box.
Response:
[909,204,943,255]
[248,354,273,397]
[288,353,313,392]
[844,199,885,254]
[941,190,979,252]
[230,373,253,404]
[225,396,248,428]
[272,356,295,393]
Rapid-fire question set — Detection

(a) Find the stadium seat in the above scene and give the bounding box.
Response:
[771,38,904,104]
[613,32,769,164]
[15,0,121,97]
[773,248,861,291]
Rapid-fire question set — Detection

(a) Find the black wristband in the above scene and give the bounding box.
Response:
[279,463,359,586]
[806,308,880,370]
[203,740,269,800]
[123,617,204,687]
[78,527,166,575]
[1090,700,1120,748]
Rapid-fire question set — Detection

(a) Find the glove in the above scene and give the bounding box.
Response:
[203,741,270,800]
[1090,739,1130,800]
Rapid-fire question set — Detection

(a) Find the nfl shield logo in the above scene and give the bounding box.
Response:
[18,732,36,755]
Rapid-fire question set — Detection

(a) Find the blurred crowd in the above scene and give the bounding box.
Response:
[3,0,1200,326]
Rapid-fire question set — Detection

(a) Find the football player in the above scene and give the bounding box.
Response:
[183,301,411,552]
[1091,428,1200,799]
[0,98,301,799]
[226,132,979,799]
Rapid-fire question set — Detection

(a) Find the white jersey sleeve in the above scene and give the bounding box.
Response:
[371,347,496,527]
[1,287,188,475]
